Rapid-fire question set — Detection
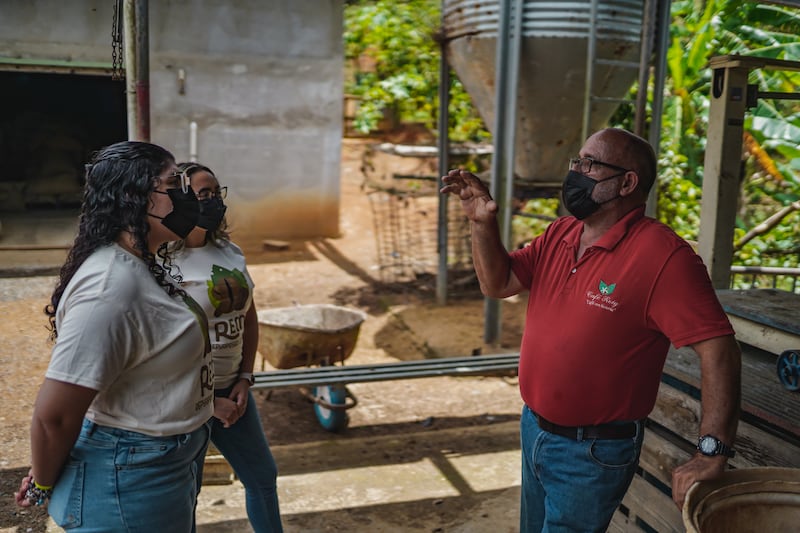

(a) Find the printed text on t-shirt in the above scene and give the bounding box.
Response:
[214,313,245,341]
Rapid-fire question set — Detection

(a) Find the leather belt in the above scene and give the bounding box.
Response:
[536,414,638,440]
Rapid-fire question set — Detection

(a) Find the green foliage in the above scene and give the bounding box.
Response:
[343,0,490,142]
[345,0,800,288]
[512,198,559,247]
[660,0,800,289]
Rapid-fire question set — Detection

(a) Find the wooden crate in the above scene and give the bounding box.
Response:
[618,290,800,532]
[202,443,236,486]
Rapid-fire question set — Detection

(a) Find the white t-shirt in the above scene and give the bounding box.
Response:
[46,244,214,436]
[174,241,254,389]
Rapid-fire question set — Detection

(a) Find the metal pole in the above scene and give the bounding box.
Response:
[502,0,522,244]
[135,0,150,141]
[436,31,451,305]
[581,0,599,142]
[123,0,137,140]
[646,0,671,216]
[484,0,511,345]
[634,0,657,137]
[189,121,198,162]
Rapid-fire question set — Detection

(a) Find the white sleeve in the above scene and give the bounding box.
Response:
[46,291,139,392]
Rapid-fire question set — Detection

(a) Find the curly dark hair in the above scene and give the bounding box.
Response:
[46,141,185,338]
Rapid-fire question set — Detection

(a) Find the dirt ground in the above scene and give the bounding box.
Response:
[0,139,528,532]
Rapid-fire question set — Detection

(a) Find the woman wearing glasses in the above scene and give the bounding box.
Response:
[171,162,283,533]
[15,142,214,531]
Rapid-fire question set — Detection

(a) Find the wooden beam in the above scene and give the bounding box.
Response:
[727,314,800,356]
[650,382,800,469]
[697,61,749,288]
[622,475,684,533]
[664,344,800,438]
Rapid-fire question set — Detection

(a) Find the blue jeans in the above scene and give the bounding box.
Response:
[519,405,644,533]
[48,418,209,531]
[196,389,283,533]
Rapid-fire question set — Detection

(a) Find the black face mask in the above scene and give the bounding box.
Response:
[150,187,200,239]
[561,170,624,220]
[197,197,227,231]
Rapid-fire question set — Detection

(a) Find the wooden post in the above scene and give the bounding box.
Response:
[697,58,749,289]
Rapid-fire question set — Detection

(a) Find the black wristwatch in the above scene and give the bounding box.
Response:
[697,434,735,458]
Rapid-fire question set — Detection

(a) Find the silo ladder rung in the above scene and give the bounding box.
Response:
[590,96,632,104]
[595,58,641,69]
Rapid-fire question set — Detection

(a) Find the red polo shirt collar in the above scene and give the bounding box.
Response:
[563,205,646,252]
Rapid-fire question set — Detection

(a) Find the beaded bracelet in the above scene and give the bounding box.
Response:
[25,479,53,506]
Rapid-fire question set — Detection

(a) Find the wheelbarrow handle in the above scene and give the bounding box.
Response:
[298,386,358,411]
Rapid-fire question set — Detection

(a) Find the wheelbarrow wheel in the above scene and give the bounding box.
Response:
[777,350,800,392]
[313,384,350,432]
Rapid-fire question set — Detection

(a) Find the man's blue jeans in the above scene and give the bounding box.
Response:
[48,418,209,531]
[519,405,644,532]
[196,389,283,533]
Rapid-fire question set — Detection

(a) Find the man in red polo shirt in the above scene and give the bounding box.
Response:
[440,127,741,532]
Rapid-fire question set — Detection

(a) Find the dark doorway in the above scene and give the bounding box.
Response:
[0,71,127,212]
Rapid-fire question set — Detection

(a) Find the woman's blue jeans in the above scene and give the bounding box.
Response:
[48,418,209,531]
[196,389,283,533]
[519,405,644,533]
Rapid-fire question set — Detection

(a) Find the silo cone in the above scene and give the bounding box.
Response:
[443,0,645,190]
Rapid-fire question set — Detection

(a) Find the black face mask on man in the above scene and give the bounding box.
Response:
[197,197,227,231]
[561,170,625,220]
[149,187,200,239]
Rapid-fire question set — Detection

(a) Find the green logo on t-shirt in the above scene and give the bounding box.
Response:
[599,280,616,295]
[181,293,212,355]
[207,264,250,317]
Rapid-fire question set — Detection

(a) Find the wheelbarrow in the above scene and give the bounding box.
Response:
[257,304,367,431]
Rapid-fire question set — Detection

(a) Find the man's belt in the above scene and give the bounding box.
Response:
[536,413,638,440]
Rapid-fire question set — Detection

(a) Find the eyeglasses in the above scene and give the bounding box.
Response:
[196,186,227,201]
[159,169,191,193]
[569,157,630,175]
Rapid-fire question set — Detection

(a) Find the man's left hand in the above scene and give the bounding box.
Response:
[671,453,727,509]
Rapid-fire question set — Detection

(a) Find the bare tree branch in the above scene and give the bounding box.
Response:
[735,200,800,250]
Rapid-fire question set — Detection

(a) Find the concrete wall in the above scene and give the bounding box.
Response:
[0,0,344,241]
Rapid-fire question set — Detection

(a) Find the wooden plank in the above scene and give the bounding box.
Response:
[609,509,644,532]
[727,314,800,356]
[203,443,235,486]
[649,382,800,469]
[717,289,800,335]
[639,427,694,487]
[663,343,800,438]
[202,455,235,486]
[621,475,683,533]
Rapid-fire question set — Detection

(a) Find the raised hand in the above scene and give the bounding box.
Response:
[440,169,497,223]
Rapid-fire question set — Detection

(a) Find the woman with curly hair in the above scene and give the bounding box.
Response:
[14,141,215,532]
[171,162,283,532]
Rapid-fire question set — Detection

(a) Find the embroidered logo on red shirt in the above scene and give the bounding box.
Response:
[586,280,619,312]
[599,280,616,295]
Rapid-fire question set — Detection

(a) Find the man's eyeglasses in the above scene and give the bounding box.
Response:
[196,187,228,201]
[569,157,630,175]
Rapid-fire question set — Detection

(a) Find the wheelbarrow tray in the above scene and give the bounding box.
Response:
[257,304,367,369]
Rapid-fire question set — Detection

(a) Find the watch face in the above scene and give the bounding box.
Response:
[699,436,718,454]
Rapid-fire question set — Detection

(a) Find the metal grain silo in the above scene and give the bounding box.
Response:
[443,0,645,187]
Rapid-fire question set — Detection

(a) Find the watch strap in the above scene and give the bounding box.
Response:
[238,372,255,386]
[717,440,736,458]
